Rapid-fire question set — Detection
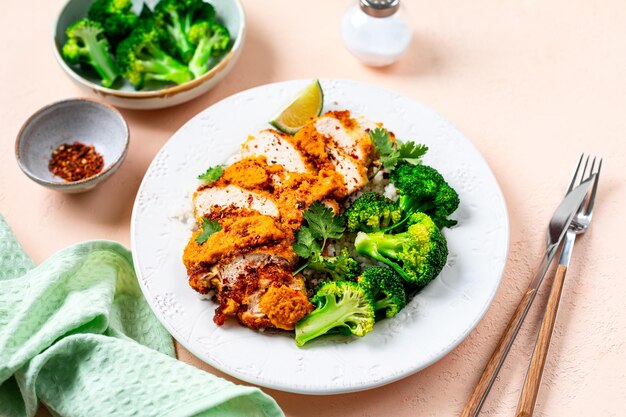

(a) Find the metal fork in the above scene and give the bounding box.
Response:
[516,155,602,417]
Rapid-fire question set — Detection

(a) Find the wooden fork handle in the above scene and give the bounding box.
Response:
[515,264,568,417]
[460,287,536,417]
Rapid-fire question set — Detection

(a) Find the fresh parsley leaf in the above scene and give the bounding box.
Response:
[292,202,346,276]
[198,165,224,184]
[195,218,222,245]
[369,127,428,171]
[380,154,400,170]
[397,141,428,165]
[292,227,320,258]
[369,127,393,155]
[303,202,345,242]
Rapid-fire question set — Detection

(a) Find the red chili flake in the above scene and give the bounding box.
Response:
[48,142,104,182]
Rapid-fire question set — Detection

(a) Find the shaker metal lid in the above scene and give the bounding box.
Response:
[359,0,400,18]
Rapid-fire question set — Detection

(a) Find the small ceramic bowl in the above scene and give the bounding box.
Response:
[52,0,246,110]
[15,98,129,193]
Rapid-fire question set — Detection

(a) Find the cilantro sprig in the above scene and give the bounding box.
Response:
[195,217,222,245]
[369,127,428,174]
[198,165,224,184]
[292,201,346,275]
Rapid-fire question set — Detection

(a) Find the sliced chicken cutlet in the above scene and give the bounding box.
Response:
[183,212,311,330]
[193,184,279,219]
[215,252,312,330]
[239,129,309,174]
[314,111,375,163]
[183,214,289,278]
[190,246,312,330]
[293,110,374,196]
[184,110,381,332]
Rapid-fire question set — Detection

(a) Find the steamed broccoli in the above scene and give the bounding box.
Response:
[154,0,216,63]
[344,192,403,233]
[390,162,460,228]
[188,21,231,78]
[295,281,375,346]
[306,248,361,282]
[355,212,448,287]
[88,0,138,45]
[181,0,216,33]
[357,266,406,319]
[62,19,118,88]
[116,24,194,90]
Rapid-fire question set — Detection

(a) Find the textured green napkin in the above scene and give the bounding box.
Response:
[0,216,283,417]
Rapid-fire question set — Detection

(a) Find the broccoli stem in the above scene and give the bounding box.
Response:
[355,233,412,283]
[188,37,214,78]
[295,298,353,346]
[165,10,194,62]
[139,44,193,85]
[80,31,117,87]
[374,297,394,312]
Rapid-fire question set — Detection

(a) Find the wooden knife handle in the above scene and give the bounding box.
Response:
[515,264,568,417]
[460,287,536,417]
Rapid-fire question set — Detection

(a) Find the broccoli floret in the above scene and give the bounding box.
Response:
[295,281,375,347]
[182,0,216,33]
[354,212,448,287]
[344,192,403,233]
[390,162,460,228]
[357,266,406,319]
[116,24,194,90]
[62,19,118,88]
[88,0,138,45]
[306,248,361,281]
[188,21,231,78]
[154,0,215,63]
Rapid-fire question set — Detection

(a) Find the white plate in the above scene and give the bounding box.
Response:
[131,79,509,394]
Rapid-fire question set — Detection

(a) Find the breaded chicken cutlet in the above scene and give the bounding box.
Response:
[182,111,378,330]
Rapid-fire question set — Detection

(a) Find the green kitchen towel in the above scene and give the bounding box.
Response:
[0,216,284,417]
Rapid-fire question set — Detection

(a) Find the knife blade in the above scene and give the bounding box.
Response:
[460,175,595,417]
[528,175,595,290]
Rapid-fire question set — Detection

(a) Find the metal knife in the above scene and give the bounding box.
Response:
[460,176,595,417]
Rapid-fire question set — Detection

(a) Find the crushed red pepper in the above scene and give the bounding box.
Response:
[48,142,104,182]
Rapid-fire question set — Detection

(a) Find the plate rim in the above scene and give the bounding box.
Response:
[130,78,510,395]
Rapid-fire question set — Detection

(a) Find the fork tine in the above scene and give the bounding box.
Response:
[566,154,585,194]
[580,155,590,184]
[585,158,602,215]
[588,157,596,181]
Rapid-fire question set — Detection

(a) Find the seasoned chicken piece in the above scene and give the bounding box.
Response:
[193,184,279,219]
[293,111,372,196]
[314,111,375,163]
[257,283,314,330]
[183,214,290,274]
[184,110,382,332]
[240,130,309,173]
[354,115,381,133]
[327,146,368,195]
[274,169,344,226]
[220,157,274,191]
[200,249,311,329]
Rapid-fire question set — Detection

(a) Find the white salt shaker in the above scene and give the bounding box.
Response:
[341,0,412,67]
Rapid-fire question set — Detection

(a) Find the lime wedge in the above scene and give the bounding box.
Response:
[270,80,324,134]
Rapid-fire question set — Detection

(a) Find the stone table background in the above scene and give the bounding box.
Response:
[1,0,624,415]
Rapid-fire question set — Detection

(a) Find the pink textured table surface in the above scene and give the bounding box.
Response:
[2,0,625,416]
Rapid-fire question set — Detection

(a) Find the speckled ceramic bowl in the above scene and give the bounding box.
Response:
[52,0,246,110]
[15,98,129,193]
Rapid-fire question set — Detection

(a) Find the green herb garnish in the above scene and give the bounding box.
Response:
[198,165,224,184]
[195,218,222,244]
[292,202,346,275]
[369,127,428,172]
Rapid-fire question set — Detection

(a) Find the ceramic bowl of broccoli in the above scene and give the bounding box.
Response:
[53,0,246,110]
